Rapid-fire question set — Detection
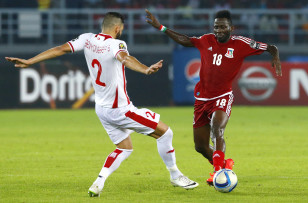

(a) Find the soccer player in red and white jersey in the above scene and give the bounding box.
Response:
[146,9,282,186]
[5,12,198,196]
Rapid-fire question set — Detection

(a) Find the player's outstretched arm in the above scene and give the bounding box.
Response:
[266,44,282,76]
[117,51,163,75]
[5,43,71,68]
[145,9,194,47]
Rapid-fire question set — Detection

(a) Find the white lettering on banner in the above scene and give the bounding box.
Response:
[59,72,69,100]
[85,76,95,101]
[20,69,40,102]
[290,69,308,100]
[76,71,86,99]
[20,69,94,103]
[69,71,75,100]
[41,75,58,102]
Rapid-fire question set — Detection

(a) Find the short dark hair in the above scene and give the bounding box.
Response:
[215,10,232,25]
[102,12,125,29]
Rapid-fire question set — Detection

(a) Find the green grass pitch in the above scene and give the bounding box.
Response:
[1,106,308,202]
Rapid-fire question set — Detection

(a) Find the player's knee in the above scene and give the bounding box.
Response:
[195,144,207,154]
[162,127,173,138]
[117,148,133,159]
[156,127,173,143]
[154,121,169,137]
[211,123,225,138]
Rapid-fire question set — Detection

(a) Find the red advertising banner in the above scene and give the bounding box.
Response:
[232,62,308,105]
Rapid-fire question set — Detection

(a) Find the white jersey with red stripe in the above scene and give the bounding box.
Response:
[67,33,130,108]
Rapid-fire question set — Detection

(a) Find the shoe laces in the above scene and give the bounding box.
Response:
[209,172,215,176]
[178,175,192,184]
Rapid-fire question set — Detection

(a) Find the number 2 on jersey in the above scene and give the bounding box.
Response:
[92,59,106,86]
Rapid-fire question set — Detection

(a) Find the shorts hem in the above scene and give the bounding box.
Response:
[193,123,210,128]
[113,135,129,145]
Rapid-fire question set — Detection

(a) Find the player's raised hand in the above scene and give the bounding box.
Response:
[266,44,282,77]
[145,9,161,29]
[5,57,31,68]
[146,60,163,75]
[271,57,282,76]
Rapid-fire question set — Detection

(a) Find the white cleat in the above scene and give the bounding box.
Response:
[88,183,104,197]
[170,175,199,190]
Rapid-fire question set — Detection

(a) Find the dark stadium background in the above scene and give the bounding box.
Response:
[0,0,307,108]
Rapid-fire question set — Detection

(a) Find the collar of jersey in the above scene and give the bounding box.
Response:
[97,33,113,39]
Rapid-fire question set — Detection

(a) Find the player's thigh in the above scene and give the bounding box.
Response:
[124,106,161,136]
[211,110,229,130]
[100,119,133,145]
[149,120,169,139]
[116,135,133,149]
[193,99,211,128]
[95,104,133,145]
[209,94,234,129]
[193,124,211,146]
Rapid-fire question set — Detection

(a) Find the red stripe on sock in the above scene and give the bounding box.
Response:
[167,149,175,153]
[104,149,123,168]
[213,150,225,171]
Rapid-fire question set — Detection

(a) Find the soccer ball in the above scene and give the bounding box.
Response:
[213,169,238,193]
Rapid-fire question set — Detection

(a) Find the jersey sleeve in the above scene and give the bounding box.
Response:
[190,35,206,49]
[110,40,129,58]
[67,33,92,53]
[237,36,267,57]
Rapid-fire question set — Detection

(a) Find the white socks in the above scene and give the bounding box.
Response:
[94,128,182,188]
[157,128,183,179]
[95,148,133,186]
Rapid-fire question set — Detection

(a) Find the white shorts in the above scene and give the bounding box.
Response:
[95,103,160,144]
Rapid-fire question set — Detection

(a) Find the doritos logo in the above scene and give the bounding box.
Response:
[119,43,126,50]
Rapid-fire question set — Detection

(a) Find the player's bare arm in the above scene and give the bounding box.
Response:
[5,43,71,68]
[266,44,282,76]
[117,51,163,75]
[145,9,194,47]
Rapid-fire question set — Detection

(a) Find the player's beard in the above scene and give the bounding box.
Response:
[217,32,231,43]
[116,32,122,39]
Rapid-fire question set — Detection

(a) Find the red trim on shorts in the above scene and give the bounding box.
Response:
[122,64,130,105]
[125,111,157,130]
[112,87,118,108]
[103,149,123,168]
[193,94,234,129]
[67,42,74,52]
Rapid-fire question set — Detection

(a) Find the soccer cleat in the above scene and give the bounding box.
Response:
[88,183,104,197]
[224,159,234,170]
[206,172,215,186]
[207,159,234,186]
[170,175,199,189]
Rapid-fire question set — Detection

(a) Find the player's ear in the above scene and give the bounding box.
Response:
[115,25,120,34]
[230,25,235,32]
